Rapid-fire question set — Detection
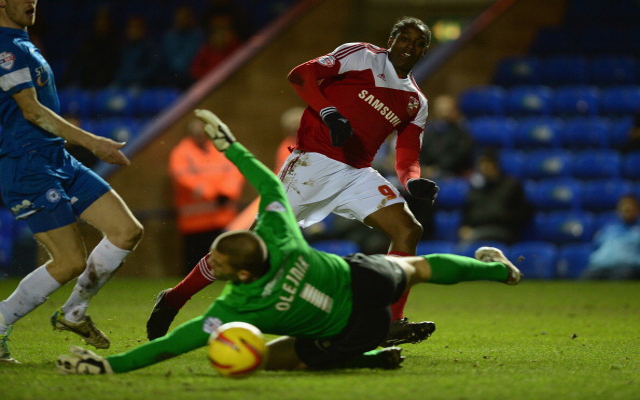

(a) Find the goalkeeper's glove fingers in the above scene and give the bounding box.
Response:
[57,345,113,375]
[320,107,353,147]
[406,178,439,203]
[194,109,237,152]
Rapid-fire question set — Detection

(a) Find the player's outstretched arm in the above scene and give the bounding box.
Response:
[13,88,130,166]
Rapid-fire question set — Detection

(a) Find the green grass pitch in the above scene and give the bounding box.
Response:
[1,278,638,400]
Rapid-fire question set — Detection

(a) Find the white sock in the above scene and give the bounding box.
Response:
[62,237,130,323]
[0,265,61,329]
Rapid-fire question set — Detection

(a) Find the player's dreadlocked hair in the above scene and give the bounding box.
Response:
[389,16,431,49]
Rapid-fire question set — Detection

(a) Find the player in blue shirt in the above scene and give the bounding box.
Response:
[0,0,144,363]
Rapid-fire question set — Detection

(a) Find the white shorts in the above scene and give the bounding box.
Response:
[277,151,406,228]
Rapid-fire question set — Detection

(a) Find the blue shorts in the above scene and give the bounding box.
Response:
[0,146,111,234]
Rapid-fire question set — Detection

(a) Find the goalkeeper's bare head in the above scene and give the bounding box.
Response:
[208,230,269,283]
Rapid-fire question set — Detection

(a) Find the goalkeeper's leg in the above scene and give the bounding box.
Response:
[146,254,216,340]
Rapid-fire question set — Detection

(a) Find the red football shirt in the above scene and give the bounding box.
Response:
[291,42,428,172]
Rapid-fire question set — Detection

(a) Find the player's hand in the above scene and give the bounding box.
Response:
[406,178,439,203]
[57,346,113,375]
[91,137,130,166]
[320,107,353,146]
[194,109,236,152]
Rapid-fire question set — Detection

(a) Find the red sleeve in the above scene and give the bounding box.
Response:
[395,124,423,187]
[287,59,339,113]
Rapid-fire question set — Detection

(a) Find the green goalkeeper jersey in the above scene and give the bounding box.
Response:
[203,142,353,337]
[107,142,353,373]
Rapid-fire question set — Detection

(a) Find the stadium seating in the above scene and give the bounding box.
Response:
[434,211,462,241]
[525,178,582,211]
[493,56,542,87]
[310,240,360,256]
[508,241,558,279]
[623,152,640,180]
[600,86,640,115]
[571,150,622,179]
[560,117,611,148]
[588,55,637,86]
[523,149,573,179]
[579,179,633,211]
[499,151,527,178]
[513,116,563,148]
[541,56,589,86]
[556,243,595,279]
[458,85,506,117]
[416,240,457,256]
[456,241,508,258]
[534,210,597,243]
[505,85,553,116]
[467,117,516,148]
[551,85,600,116]
[434,178,469,210]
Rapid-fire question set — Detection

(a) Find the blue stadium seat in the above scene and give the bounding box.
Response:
[58,88,94,117]
[588,55,637,86]
[493,56,542,87]
[416,240,457,256]
[534,210,597,243]
[551,85,600,116]
[93,118,145,143]
[513,116,563,148]
[523,149,573,179]
[466,117,516,148]
[623,152,640,180]
[579,179,632,211]
[556,243,595,279]
[609,117,635,149]
[458,86,506,117]
[600,86,640,115]
[310,240,360,256]
[505,85,553,116]
[435,178,469,210]
[594,210,618,231]
[571,150,622,179]
[135,87,181,116]
[508,241,558,279]
[92,88,138,116]
[560,117,611,148]
[434,211,462,241]
[525,178,582,211]
[500,151,527,178]
[541,55,589,86]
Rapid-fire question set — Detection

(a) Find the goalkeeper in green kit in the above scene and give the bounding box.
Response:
[57,110,522,375]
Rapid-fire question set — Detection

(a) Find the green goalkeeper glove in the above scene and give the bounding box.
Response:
[194,109,237,152]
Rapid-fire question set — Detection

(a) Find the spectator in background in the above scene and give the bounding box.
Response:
[458,149,533,246]
[420,94,474,180]
[159,5,204,89]
[582,194,640,280]
[168,118,245,274]
[189,13,242,81]
[204,0,253,40]
[111,16,158,89]
[63,7,120,88]
[621,108,640,153]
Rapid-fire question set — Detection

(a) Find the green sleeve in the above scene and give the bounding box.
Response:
[225,143,306,250]
[106,316,210,373]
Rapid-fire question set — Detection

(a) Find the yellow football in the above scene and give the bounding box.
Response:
[207,322,267,378]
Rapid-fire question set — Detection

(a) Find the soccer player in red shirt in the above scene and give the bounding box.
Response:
[147,17,439,345]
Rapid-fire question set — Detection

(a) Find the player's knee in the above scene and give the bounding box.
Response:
[49,254,87,282]
[110,219,144,250]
